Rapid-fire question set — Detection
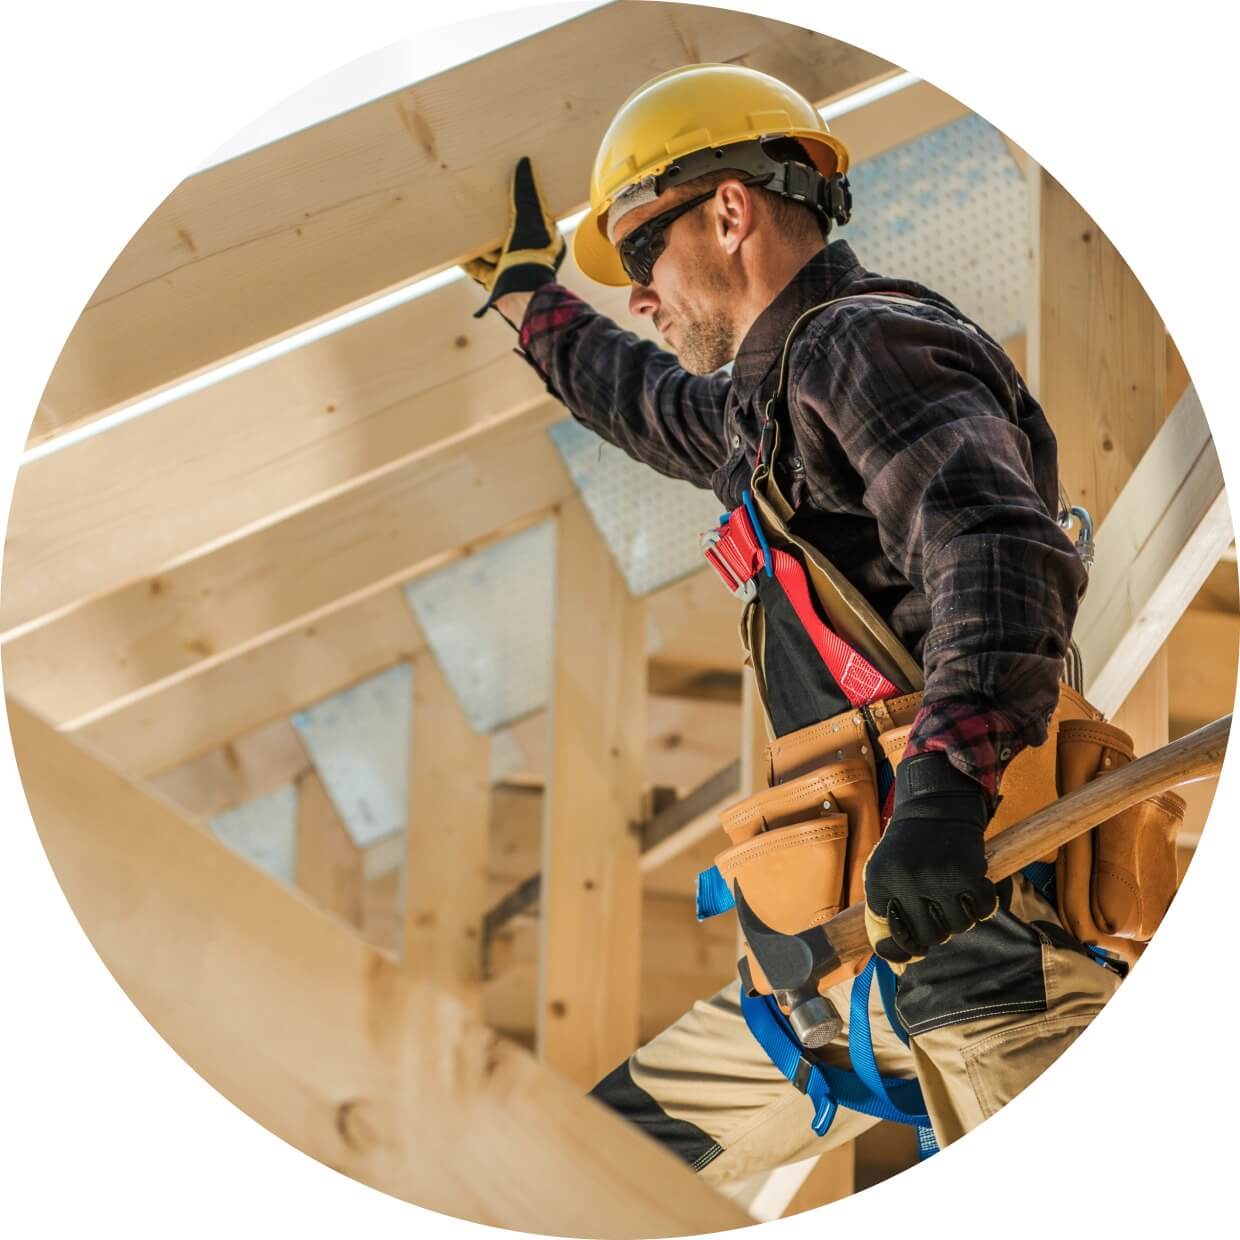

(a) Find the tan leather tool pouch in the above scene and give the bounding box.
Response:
[717,755,879,995]
[1055,719,1184,945]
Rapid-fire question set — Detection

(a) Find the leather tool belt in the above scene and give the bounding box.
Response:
[701,293,1185,998]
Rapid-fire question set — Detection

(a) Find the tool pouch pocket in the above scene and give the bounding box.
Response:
[717,755,879,995]
[1055,719,1185,944]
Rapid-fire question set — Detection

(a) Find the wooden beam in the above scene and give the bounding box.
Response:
[482,755,741,961]
[828,79,967,163]
[1075,385,1231,717]
[486,892,738,1048]
[7,696,746,1236]
[1031,168,1166,517]
[538,498,646,1087]
[783,1145,857,1215]
[1168,607,1240,737]
[9,75,983,636]
[295,769,364,929]
[78,588,424,779]
[1031,166,1193,732]
[149,719,311,820]
[3,406,570,728]
[8,309,549,632]
[32,2,890,442]
[405,642,490,1011]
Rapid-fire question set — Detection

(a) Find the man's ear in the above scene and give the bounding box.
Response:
[713,180,754,256]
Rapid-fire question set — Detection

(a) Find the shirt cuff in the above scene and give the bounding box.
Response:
[515,282,590,381]
[902,700,1026,810]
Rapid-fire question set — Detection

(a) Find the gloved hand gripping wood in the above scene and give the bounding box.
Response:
[463,156,566,319]
[863,751,999,970]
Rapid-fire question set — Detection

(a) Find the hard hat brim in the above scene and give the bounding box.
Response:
[572,211,631,287]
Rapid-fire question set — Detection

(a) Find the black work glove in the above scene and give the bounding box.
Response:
[462,156,566,320]
[863,751,999,971]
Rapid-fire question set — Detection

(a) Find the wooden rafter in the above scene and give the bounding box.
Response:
[8,695,747,1236]
[31,2,890,445]
[7,55,975,636]
[3,406,569,727]
[1077,385,1231,718]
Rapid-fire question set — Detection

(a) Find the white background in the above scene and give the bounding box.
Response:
[1,1,1235,1237]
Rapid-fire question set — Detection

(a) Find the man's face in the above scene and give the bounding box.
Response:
[611,187,740,376]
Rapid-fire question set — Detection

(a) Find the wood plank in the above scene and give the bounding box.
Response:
[1074,386,1231,717]
[80,589,424,779]
[487,894,737,1047]
[1033,169,1166,522]
[9,319,549,631]
[538,498,646,1087]
[828,79,967,162]
[405,643,490,1011]
[7,696,746,1236]
[295,769,364,928]
[150,719,311,820]
[3,406,570,728]
[783,1145,857,1215]
[1032,167,1186,725]
[10,68,970,635]
[32,2,889,441]
[1168,607,1240,737]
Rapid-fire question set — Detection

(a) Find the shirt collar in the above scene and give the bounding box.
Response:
[730,240,865,409]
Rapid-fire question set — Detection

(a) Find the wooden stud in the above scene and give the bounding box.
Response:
[78,589,425,779]
[537,497,646,1087]
[7,696,747,1235]
[295,769,364,929]
[1075,385,1231,718]
[1032,167,1178,735]
[32,3,889,442]
[404,644,490,1011]
[150,719,312,820]
[782,1144,857,1215]
[3,406,569,727]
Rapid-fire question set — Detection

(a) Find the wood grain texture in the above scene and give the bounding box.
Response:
[32,1,889,439]
[8,696,748,1237]
[405,642,490,1010]
[1075,387,1231,717]
[3,407,569,727]
[538,497,647,1087]
[78,589,425,778]
[150,719,311,820]
[8,67,964,634]
[296,769,364,928]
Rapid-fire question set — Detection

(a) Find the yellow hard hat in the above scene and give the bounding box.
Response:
[573,62,851,287]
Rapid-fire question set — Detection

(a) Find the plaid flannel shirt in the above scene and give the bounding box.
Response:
[514,241,1086,806]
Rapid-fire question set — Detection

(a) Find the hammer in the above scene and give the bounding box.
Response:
[735,713,1231,1047]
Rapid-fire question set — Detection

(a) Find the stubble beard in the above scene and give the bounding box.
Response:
[674,306,736,375]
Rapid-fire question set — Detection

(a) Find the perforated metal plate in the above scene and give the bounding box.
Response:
[548,419,722,597]
[209,785,298,885]
[837,114,1028,339]
[404,522,555,734]
[291,663,412,849]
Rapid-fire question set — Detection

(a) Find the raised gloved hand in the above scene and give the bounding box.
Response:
[463,156,566,320]
[863,751,999,970]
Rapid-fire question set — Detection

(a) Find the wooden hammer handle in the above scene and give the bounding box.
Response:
[823,713,1231,967]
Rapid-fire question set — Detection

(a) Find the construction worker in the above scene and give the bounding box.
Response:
[463,64,1130,1182]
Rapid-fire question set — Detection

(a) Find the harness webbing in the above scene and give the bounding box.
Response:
[704,498,899,708]
[735,962,939,1157]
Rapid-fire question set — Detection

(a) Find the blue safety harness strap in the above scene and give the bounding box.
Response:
[736,967,940,1156]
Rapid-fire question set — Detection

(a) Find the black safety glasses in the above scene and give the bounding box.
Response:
[614,188,721,286]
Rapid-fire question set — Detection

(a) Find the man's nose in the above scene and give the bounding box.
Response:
[628,282,658,317]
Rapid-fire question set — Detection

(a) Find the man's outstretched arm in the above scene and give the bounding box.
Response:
[463,160,731,489]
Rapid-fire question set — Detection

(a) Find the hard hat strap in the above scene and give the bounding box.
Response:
[651,138,852,230]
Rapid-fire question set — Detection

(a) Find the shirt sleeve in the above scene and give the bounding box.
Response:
[790,302,1087,805]
[514,283,732,489]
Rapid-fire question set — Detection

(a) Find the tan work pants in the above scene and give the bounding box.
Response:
[590,875,1122,1185]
